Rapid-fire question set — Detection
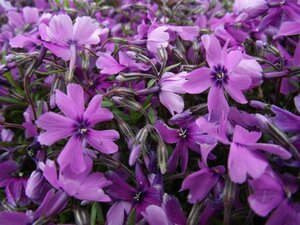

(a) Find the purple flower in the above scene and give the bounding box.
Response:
[37,83,119,172]
[155,120,215,172]
[181,165,225,203]
[147,26,169,54]
[106,164,162,225]
[0,189,68,225]
[258,0,300,31]
[39,14,101,73]
[276,18,300,38]
[142,205,172,225]
[25,170,50,204]
[271,95,300,133]
[96,52,125,75]
[142,194,187,225]
[228,125,291,183]
[248,170,300,225]
[0,211,32,225]
[7,7,39,29]
[233,0,268,18]
[41,156,111,202]
[183,35,254,120]
[158,72,187,115]
[22,101,48,139]
[0,160,30,207]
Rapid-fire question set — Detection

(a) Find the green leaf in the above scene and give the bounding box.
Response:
[163,62,182,73]
[63,0,70,8]
[102,100,114,107]
[148,107,156,125]
[36,100,44,118]
[147,79,156,88]
[142,94,153,108]
[91,202,104,225]
[0,96,26,106]
[126,209,136,225]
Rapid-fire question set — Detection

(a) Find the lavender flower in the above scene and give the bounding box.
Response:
[183,35,259,120]
[37,83,119,172]
[41,156,111,202]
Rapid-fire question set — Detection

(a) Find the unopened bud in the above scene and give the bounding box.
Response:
[135,126,151,144]
[74,207,90,225]
[158,46,168,62]
[173,48,186,62]
[111,37,128,44]
[157,139,168,174]
[115,115,134,140]
[249,100,269,110]
[255,114,300,160]
[25,170,47,203]
[223,178,236,225]
[112,96,142,111]
[188,203,202,225]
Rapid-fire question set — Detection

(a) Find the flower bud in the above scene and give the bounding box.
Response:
[157,139,167,174]
[255,114,300,160]
[74,207,90,225]
[158,46,168,63]
[249,100,268,110]
[188,203,202,225]
[172,47,186,62]
[25,170,47,203]
[112,96,142,111]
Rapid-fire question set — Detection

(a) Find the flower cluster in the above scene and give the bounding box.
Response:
[0,0,300,224]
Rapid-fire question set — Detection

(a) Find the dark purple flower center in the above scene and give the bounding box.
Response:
[133,191,144,202]
[74,119,90,137]
[211,65,228,88]
[178,127,187,138]
[67,39,78,46]
[284,186,292,198]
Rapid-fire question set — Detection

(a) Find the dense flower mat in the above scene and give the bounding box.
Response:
[0,0,300,224]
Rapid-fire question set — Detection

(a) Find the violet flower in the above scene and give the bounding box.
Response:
[181,165,225,203]
[155,120,215,172]
[25,170,50,204]
[147,26,170,54]
[0,189,68,225]
[233,0,268,18]
[248,169,300,225]
[228,125,291,183]
[41,156,111,202]
[37,83,119,173]
[183,35,255,120]
[39,14,101,73]
[7,7,39,29]
[158,72,187,115]
[142,194,187,225]
[106,164,162,225]
[96,52,125,75]
[0,160,30,207]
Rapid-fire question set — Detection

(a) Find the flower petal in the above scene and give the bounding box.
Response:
[183,67,212,94]
[96,53,125,75]
[84,95,113,126]
[75,172,111,202]
[37,112,75,145]
[159,91,184,116]
[73,16,100,45]
[207,86,229,121]
[201,35,223,68]
[86,129,119,154]
[228,143,267,183]
[57,136,86,173]
[155,120,180,144]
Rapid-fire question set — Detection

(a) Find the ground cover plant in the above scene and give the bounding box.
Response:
[0,0,300,224]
